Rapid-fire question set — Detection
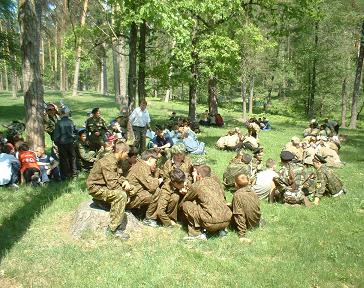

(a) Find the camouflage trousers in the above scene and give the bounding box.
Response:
[155,193,180,226]
[181,201,230,236]
[89,186,127,231]
[132,126,147,154]
[127,189,160,219]
[283,190,305,205]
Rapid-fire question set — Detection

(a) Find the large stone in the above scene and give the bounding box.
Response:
[69,200,142,238]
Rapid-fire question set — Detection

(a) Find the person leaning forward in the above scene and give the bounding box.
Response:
[86,142,131,240]
[126,150,163,225]
[180,165,232,240]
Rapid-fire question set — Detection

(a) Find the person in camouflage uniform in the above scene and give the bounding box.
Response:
[148,168,187,227]
[232,173,261,243]
[162,143,192,181]
[284,136,304,162]
[126,150,163,225]
[223,152,252,189]
[312,154,345,205]
[43,103,59,141]
[86,107,109,151]
[120,146,138,177]
[180,165,232,240]
[251,147,264,176]
[272,151,312,206]
[86,142,131,240]
[74,130,97,171]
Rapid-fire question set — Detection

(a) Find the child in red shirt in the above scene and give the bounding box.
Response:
[18,142,41,185]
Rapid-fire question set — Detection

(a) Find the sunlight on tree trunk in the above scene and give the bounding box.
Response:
[128,22,138,109]
[249,75,254,115]
[208,76,218,115]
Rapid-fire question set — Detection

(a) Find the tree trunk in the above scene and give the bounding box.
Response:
[128,22,138,109]
[48,39,52,71]
[188,20,198,122]
[138,20,147,105]
[241,75,247,121]
[71,0,88,97]
[340,78,347,128]
[19,0,45,149]
[40,38,45,72]
[11,69,18,98]
[112,40,121,104]
[208,76,218,115]
[101,44,108,95]
[248,75,254,115]
[4,64,9,91]
[164,40,176,103]
[349,21,364,129]
[308,22,319,119]
[0,72,3,91]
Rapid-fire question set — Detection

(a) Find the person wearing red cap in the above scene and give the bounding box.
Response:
[44,103,59,141]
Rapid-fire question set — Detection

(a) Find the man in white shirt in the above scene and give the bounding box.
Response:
[129,100,151,154]
[0,144,20,187]
[252,158,278,200]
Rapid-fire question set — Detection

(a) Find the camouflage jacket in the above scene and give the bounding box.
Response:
[127,159,160,196]
[86,153,126,193]
[86,116,109,143]
[223,159,251,188]
[162,156,192,180]
[274,162,306,193]
[74,140,96,170]
[315,165,343,198]
[43,114,59,136]
[180,177,232,224]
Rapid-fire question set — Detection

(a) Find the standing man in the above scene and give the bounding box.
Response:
[43,103,59,141]
[86,107,109,151]
[129,100,150,154]
[54,107,78,180]
[87,142,131,240]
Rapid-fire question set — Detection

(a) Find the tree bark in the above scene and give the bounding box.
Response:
[71,0,88,97]
[11,69,18,99]
[164,40,176,103]
[100,43,108,95]
[138,20,147,105]
[128,22,138,109]
[349,21,364,129]
[18,0,45,149]
[248,75,255,115]
[188,20,198,122]
[208,76,218,115]
[112,40,121,104]
[0,72,3,91]
[340,78,347,128]
[308,22,319,119]
[4,64,9,91]
[241,75,247,121]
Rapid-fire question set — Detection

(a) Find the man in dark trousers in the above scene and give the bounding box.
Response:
[54,107,77,180]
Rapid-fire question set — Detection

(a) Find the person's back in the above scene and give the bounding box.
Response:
[0,151,19,186]
[54,116,75,145]
[223,158,251,188]
[253,169,278,200]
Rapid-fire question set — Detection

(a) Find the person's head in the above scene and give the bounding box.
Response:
[241,153,252,164]
[155,125,164,138]
[3,143,14,154]
[128,145,138,165]
[35,146,45,157]
[140,100,147,111]
[170,168,186,190]
[291,136,301,147]
[78,130,87,142]
[265,158,276,170]
[92,107,100,118]
[253,148,264,161]
[171,144,186,163]
[235,173,250,189]
[111,121,121,131]
[312,154,326,168]
[113,141,129,161]
[141,150,158,172]
[280,151,295,164]
[194,165,211,181]
[171,111,176,116]
[46,103,58,116]
[18,142,30,152]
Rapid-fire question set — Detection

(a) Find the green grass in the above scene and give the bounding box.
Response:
[0,91,363,287]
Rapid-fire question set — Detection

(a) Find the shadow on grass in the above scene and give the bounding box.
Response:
[0,179,81,261]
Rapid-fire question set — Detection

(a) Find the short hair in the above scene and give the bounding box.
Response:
[155,124,163,132]
[128,145,138,157]
[241,154,252,164]
[18,142,30,151]
[169,168,186,184]
[36,146,45,154]
[140,100,147,106]
[196,165,211,178]
[235,173,249,187]
[141,149,158,161]
[114,141,129,153]
[91,107,99,114]
[266,158,275,168]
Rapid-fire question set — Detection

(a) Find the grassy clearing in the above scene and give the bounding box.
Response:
[0,91,363,288]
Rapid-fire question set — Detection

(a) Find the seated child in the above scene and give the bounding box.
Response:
[35,146,61,182]
[232,173,261,243]
[18,142,41,185]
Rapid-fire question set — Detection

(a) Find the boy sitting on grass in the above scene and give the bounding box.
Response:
[232,173,261,243]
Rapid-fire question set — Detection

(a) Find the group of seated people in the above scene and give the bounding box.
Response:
[198,110,224,127]
[87,142,262,242]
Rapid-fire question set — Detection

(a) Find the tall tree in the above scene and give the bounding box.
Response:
[137,19,147,104]
[349,21,364,129]
[18,0,45,149]
[128,21,138,108]
[71,0,88,97]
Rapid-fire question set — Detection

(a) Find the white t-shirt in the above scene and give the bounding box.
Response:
[252,169,278,199]
[0,153,19,185]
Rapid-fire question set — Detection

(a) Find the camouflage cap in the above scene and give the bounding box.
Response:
[280,150,295,161]
[192,156,207,166]
[313,153,327,164]
[291,136,301,144]
[170,143,186,155]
